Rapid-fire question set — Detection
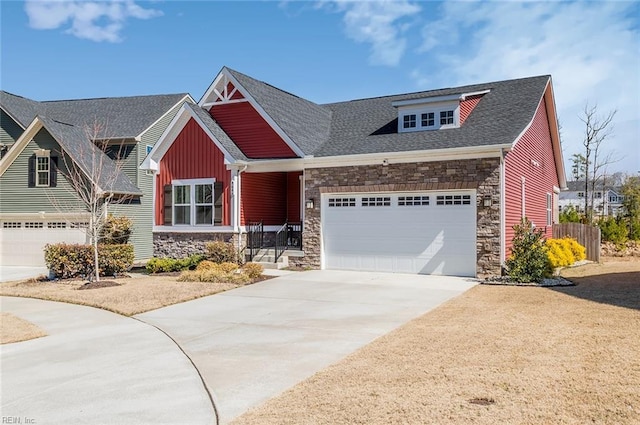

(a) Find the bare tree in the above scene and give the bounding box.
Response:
[579,103,617,224]
[48,120,135,282]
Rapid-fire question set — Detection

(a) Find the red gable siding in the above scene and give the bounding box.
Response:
[209,102,298,159]
[155,118,231,225]
[504,97,559,255]
[460,94,484,125]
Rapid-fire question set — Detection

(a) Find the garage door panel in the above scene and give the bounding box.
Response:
[322,191,476,277]
[0,223,87,267]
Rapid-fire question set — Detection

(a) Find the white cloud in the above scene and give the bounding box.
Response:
[321,0,421,66]
[413,1,640,174]
[24,0,163,42]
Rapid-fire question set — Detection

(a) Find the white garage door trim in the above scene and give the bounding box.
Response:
[0,220,88,267]
[321,190,477,277]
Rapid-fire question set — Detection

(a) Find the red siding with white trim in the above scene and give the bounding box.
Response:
[460,94,484,125]
[240,171,301,225]
[155,118,231,225]
[209,102,298,159]
[504,96,559,255]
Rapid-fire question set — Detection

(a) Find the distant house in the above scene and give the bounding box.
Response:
[0,91,193,266]
[559,180,625,217]
[142,67,567,277]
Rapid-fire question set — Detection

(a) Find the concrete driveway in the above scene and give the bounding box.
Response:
[1,297,215,425]
[0,266,48,282]
[137,270,477,424]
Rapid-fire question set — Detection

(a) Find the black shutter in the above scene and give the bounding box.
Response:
[163,185,172,225]
[214,181,223,225]
[28,154,36,187]
[50,156,58,187]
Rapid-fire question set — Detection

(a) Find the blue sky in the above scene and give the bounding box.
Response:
[1,0,638,174]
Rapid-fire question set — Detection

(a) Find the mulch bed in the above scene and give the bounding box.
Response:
[77,281,121,290]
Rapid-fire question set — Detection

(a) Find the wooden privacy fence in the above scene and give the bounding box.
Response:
[552,223,601,262]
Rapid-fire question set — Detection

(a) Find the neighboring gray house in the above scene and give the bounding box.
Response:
[559,180,625,217]
[0,91,193,266]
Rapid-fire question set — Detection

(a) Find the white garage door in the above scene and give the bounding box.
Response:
[322,191,476,276]
[0,221,87,267]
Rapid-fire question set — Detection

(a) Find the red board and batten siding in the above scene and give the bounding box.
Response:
[240,172,301,226]
[155,118,231,226]
[504,96,559,255]
[209,102,298,159]
[460,94,484,125]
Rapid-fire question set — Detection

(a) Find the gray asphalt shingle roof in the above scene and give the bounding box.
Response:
[1,91,187,194]
[186,102,248,161]
[1,91,189,138]
[39,116,142,196]
[221,70,550,159]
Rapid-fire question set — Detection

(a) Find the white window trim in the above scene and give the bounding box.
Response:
[35,150,50,187]
[171,178,216,226]
[398,102,460,133]
[546,192,552,226]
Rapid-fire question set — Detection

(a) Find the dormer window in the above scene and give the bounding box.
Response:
[403,114,417,129]
[393,89,489,134]
[421,112,435,127]
[440,110,454,125]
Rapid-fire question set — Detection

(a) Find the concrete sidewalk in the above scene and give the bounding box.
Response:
[136,270,477,424]
[1,297,215,425]
[0,266,48,282]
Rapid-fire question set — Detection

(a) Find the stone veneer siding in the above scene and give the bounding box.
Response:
[292,158,502,277]
[153,232,243,258]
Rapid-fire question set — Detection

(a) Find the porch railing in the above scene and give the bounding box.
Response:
[275,222,302,262]
[247,221,264,261]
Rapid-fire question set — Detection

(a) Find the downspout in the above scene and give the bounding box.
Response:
[500,148,506,268]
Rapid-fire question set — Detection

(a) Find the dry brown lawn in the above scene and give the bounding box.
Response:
[233,259,640,425]
[0,275,240,316]
[0,313,47,344]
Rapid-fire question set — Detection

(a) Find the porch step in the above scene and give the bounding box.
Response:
[248,247,304,269]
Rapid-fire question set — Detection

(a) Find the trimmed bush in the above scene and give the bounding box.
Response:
[177,269,250,284]
[242,262,264,279]
[146,254,204,274]
[44,243,133,279]
[504,218,551,283]
[205,241,237,264]
[545,237,586,269]
[100,214,132,245]
[196,260,218,271]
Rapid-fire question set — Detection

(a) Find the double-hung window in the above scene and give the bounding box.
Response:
[36,153,50,187]
[172,179,215,226]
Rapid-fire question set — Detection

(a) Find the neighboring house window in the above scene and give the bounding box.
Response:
[146,145,153,155]
[577,192,584,198]
[440,110,454,125]
[170,179,216,226]
[421,112,435,127]
[28,150,57,188]
[403,114,417,129]
[595,191,602,198]
[546,193,552,226]
[36,155,50,186]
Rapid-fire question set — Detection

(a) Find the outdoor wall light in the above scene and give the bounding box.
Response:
[306,198,315,209]
[483,195,492,207]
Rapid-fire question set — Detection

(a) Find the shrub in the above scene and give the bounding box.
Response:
[205,241,237,264]
[504,218,550,283]
[545,237,586,269]
[146,254,204,273]
[44,243,133,278]
[218,262,239,273]
[100,214,132,245]
[99,244,134,276]
[177,269,250,284]
[599,216,628,245]
[243,262,264,279]
[196,260,218,271]
[559,205,582,223]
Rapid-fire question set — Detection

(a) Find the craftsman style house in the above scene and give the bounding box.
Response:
[0,91,192,266]
[143,67,566,277]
